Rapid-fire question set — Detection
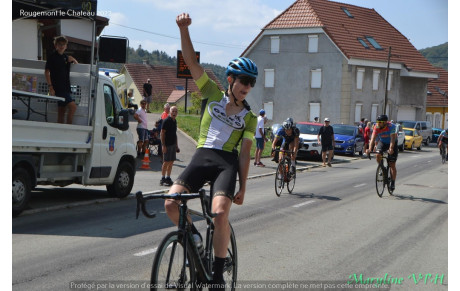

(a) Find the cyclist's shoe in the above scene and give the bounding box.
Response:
[390,180,395,191]
[165,177,174,186]
[209,278,226,291]
[160,177,166,186]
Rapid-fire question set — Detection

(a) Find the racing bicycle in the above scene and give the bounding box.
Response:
[369,151,394,197]
[440,143,447,164]
[136,187,237,290]
[273,149,296,196]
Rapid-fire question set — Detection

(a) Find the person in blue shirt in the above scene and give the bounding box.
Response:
[437,128,448,160]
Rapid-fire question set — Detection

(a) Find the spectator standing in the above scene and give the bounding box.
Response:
[363,122,372,157]
[143,79,153,113]
[317,117,335,167]
[161,103,171,119]
[45,36,78,124]
[134,100,149,157]
[160,106,180,186]
[127,91,138,110]
[254,109,268,167]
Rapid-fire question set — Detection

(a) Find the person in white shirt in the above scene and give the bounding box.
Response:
[254,109,268,167]
[134,100,149,156]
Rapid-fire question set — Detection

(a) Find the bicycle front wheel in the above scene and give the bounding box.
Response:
[441,147,446,164]
[287,162,296,194]
[209,223,238,290]
[275,161,285,197]
[151,231,196,291]
[375,164,385,198]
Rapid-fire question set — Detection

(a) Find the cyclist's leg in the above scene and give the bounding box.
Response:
[164,184,189,226]
[375,141,386,164]
[212,196,232,258]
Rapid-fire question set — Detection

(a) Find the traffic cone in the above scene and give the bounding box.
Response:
[140,148,151,169]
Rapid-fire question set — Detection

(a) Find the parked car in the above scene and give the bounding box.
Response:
[403,128,423,150]
[332,124,365,156]
[432,128,443,143]
[296,122,323,160]
[398,120,432,145]
[395,123,405,152]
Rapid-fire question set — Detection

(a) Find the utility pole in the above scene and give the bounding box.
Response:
[384,46,391,115]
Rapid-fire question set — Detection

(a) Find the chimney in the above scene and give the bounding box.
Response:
[143,59,149,65]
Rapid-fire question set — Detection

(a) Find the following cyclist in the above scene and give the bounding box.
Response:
[437,128,448,161]
[165,13,258,289]
[366,115,398,191]
[271,118,300,172]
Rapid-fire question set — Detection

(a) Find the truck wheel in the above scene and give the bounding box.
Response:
[107,161,134,198]
[12,168,32,217]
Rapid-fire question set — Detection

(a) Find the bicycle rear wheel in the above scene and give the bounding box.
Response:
[209,223,238,290]
[287,161,296,194]
[275,161,285,197]
[375,164,385,198]
[441,146,446,164]
[151,231,196,291]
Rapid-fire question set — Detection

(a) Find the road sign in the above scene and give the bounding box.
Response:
[177,50,200,79]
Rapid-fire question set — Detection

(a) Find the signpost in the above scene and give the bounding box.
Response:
[177,50,200,113]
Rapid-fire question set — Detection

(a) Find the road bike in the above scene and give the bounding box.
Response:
[369,151,394,197]
[273,149,296,197]
[440,143,447,164]
[136,187,237,291]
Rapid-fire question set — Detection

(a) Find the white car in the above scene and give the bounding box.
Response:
[296,122,323,160]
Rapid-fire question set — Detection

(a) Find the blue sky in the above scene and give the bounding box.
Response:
[97,0,449,67]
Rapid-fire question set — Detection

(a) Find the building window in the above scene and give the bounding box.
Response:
[373,69,380,90]
[309,103,320,122]
[270,36,280,54]
[311,69,322,88]
[308,35,318,53]
[264,69,275,88]
[341,7,354,18]
[355,103,362,123]
[357,38,369,49]
[371,104,379,122]
[365,36,383,50]
[264,102,273,120]
[356,68,365,90]
[434,113,442,128]
[386,70,393,91]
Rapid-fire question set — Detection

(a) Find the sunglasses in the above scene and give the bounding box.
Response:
[237,75,256,87]
[377,121,386,124]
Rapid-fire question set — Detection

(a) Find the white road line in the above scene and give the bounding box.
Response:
[134,247,158,257]
[354,183,367,188]
[292,201,315,208]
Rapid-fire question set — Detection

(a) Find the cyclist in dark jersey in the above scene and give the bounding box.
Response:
[165,13,258,289]
[366,114,398,191]
[437,128,448,160]
[271,118,300,164]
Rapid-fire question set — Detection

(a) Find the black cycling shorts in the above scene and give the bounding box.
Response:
[174,148,238,200]
[376,141,398,162]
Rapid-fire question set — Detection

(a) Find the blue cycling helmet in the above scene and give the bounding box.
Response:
[226,57,258,78]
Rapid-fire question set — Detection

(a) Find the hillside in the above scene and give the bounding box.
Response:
[419,42,448,71]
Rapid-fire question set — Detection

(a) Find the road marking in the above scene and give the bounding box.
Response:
[354,183,366,188]
[292,201,315,208]
[134,247,158,257]
[134,244,173,257]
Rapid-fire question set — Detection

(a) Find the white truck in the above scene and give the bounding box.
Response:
[12,4,136,216]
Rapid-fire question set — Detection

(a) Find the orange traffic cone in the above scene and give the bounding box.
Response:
[140,148,151,169]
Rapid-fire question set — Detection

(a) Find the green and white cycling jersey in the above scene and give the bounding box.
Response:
[195,72,257,153]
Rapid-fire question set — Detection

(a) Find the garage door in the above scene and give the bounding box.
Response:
[397,106,416,121]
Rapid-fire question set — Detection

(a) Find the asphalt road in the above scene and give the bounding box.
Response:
[12,146,448,290]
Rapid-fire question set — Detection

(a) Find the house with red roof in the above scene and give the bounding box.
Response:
[426,68,448,129]
[117,62,224,111]
[242,0,439,124]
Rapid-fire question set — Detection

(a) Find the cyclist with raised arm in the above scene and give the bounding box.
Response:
[437,128,448,161]
[271,118,300,171]
[366,115,398,191]
[165,13,257,289]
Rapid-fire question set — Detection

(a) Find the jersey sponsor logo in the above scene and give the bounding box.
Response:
[207,101,245,130]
